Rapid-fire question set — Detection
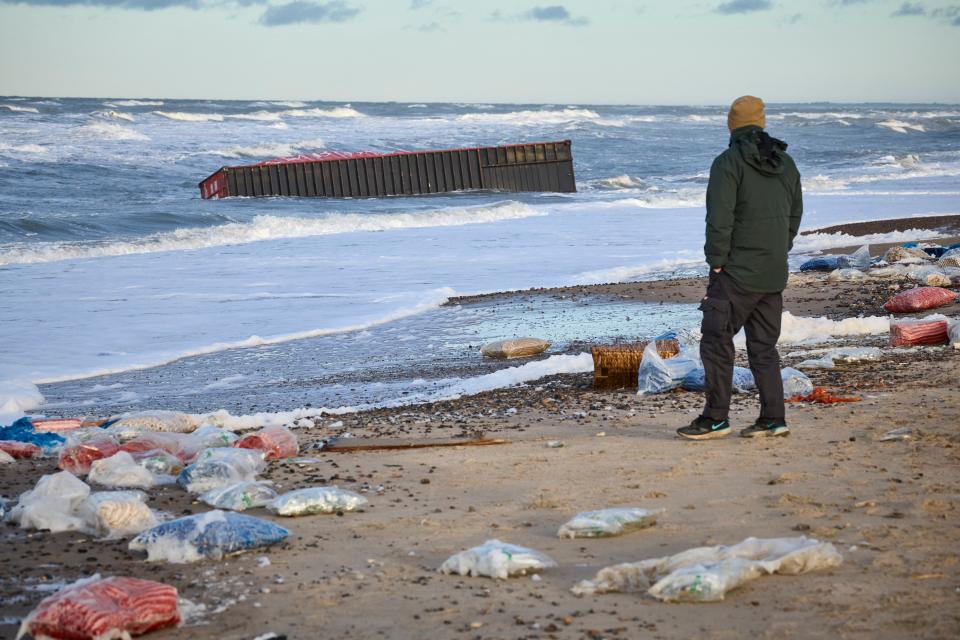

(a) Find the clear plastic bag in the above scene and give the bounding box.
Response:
[16,575,181,640]
[949,318,960,350]
[572,536,842,601]
[796,346,882,370]
[200,481,278,512]
[781,367,814,399]
[7,471,91,533]
[177,424,239,463]
[439,539,556,579]
[557,508,662,539]
[905,265,951,287]
[268,486,368,516]
[58,435,121,475]
[79,490,158,538]
[131,449,184,476]
[681,366,755,393]
[480,338,550,359]
[109,410,199,434]
[884,246,933,264]
[637,342,701,395]
[845,245,872,270]
[0,440,42,459]
[119,432,186,458]
[826,268,868,282]
[128,510,290,563]
[88,451,167,489]
[235,426,299,460]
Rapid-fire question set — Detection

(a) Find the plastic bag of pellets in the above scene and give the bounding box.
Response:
[572,536,842,602]
[557,508,662,539]
[119,432,186,458]
[177,448,266,493]
[480,338,551,359]
[268,486,368,516]
[58,435,121,475]
[130,449,184,476]
[0,440,42,459]
[108,410,198,434]
[681,366,755,393]
[950,319,960,350]
[7,470,91,533]
[177,424,238,463]
[200,481,278,512]
[889,316,950,347]
[16,575,181,640]
[88,451,170,489]
[796,346,883,370]
[826,268,868,282]
[781,367,814,399]
[235,426,299,460]
[439,539,556,579]
[128,510,289,563]
[78,491,158,538]
[637,342,701,395]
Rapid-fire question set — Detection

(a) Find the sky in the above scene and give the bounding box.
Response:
[0,0,958,103]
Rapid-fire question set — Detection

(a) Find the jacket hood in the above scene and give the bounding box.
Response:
[729,125,788,176]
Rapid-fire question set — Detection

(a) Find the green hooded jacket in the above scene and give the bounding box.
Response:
[704,125,803,293]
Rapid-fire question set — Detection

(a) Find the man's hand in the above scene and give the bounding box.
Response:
[712,267,722,273]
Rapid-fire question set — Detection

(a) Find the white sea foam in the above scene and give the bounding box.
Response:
[226,110,284,122]
[0,143,48,155]
[74,121,150,141]
[153,111,225,122]
[0,379,44,425]
[590,193,704,209]
[107,99,164,107]
[877,120,926,134]
[792,228,947,253]
[34,289,455,385]
[0,201,545,265]
[758,312,888,346]
[1,104,39,113]
[94,110,135,122]
[456,108,623,126]
[270,100,307,108]
[283,107,364,118]
[596,175,648,189]
[209,138,325,159]
[573,256,703,284]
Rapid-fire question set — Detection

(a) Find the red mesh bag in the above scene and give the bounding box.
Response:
[120,433,185,457]
[31,418,83,432]
[18,576,181,640]
[58,437,121,475]
[235,426,299,460]
[883,287,957,313]
[890,318,949,346]
[0,440,42,459]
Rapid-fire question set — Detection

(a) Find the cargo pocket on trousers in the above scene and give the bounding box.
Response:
[699,297,732,338]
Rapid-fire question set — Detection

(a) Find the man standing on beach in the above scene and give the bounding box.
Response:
[677,96,803,440]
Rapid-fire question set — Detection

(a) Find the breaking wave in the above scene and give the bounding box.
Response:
[877,120,926,134]
[208,138,326,159]
[93,110,135,122]
[107,99,164,107]
[0,201,546,265]
[1,104,39,114]
[456,108,624,126]
[153,111,224,122]
[153,106,364,123]
[74,121,150,141]
[282,106,364,118]
[0,143,49,155]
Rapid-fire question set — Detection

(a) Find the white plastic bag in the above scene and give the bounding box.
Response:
[109,410,199,434]
[781,367,814,398]
[78,490,158,538]
[439,539,556,579]
[826,268,868,282]
[7,471,91,533]
[0,450,14,464]
[177,447,267,493]
[200,481,278,511]
[950,318,960,350]
[796,346,882,370]
[557,508,661,539]
[178,424,239,463]
[845,244,872,270]
[572,536,842,601]
[88,451,167,489]
[637,342,701,395]
[906,265,951,287]
[268,486,368,516]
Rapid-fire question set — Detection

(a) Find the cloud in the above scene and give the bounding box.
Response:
[788,12,803,23]
[827,0,871,5]
[409,0,430,8]
[0,0,199,8]
[891,2,925,16]
[524,4,589,25]
[932,5,960,25]
[259,0,359,26]
[715,0,772,15]
[404,21,443,31]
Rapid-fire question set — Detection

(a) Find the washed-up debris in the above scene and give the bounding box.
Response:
[950,318,960,349]
[268,486,368,516]
[787,386,861,404]
[324,436,509,453]
[879,427,914,442]
[31,418,83,432]
[439,539,556,579]
[0,417,66,451]
[592,340,680,390]
[129,510,289,563]
[939,248,960,268]
[890,316,950,347]
[79,491,159,538]
[545,440,565,448]
[557,508,662,539]
[58,435,121,476]
[7,471,91,533]
[0,440,42,459]
[16,575,181,640]
[826,268,869,282]
[637,341,701,395]
[682,366,756,393]
[0,449,14,463]
[905,265,951,287]
[800,245,871,272]
[108,410,199,434]
[481,338,551,359]
[131,450,184,476]
[796,346,882,370]
[120,432,185,458]
[177,424,239,463]
[199,481,278,512]
[883,287,957,313]
[236,426,299,460]
[572,536,842,601]
[177,448,266,493]
[88,451,171,489]
[780,367,814,399]
[885,246,933,264]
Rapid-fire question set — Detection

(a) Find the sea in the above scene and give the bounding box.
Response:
[1,99,958,421]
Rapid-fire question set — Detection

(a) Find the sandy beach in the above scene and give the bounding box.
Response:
[3,216,960,640]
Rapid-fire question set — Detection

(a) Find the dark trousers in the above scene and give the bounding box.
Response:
[699,270,785,422]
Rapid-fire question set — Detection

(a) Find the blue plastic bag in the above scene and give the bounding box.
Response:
[128,511,289,562]
[681,367,756,393]
[0,417,66,451]
[781,367,814,399]
[637,343,701,395]
[800,256,846,271]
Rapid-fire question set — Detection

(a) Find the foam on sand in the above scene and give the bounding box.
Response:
[792,228,948,253]
[734,312,889,349]
[0,379,44,425]
[0,202,545,266]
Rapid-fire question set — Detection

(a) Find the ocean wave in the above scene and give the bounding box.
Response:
[455,108,623,126]
[153,107,363,123]
[107,99,164,107]
[407,103,428,108]
[873,153,921,168]
[0,201,545,265]
[586,192,704,209]
[0,142,49,155]
[877,120,926,134]
[208,138,326,159]
[573,256,704,284]
[153,111,225,122]
[93,109,135,122]
[1,104,39,113]
[270,100,308,108]
[596,174,649,190]
[227,110,285,122]
[282,106,364,118]
[74,121,150,141]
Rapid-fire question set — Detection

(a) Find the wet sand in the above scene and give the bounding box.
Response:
[3,215,960,639]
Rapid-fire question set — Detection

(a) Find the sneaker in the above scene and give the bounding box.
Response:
[677,415,731,440]
[740,420,790,438]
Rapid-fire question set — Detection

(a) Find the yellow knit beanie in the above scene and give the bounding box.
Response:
[728,95,765,132]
